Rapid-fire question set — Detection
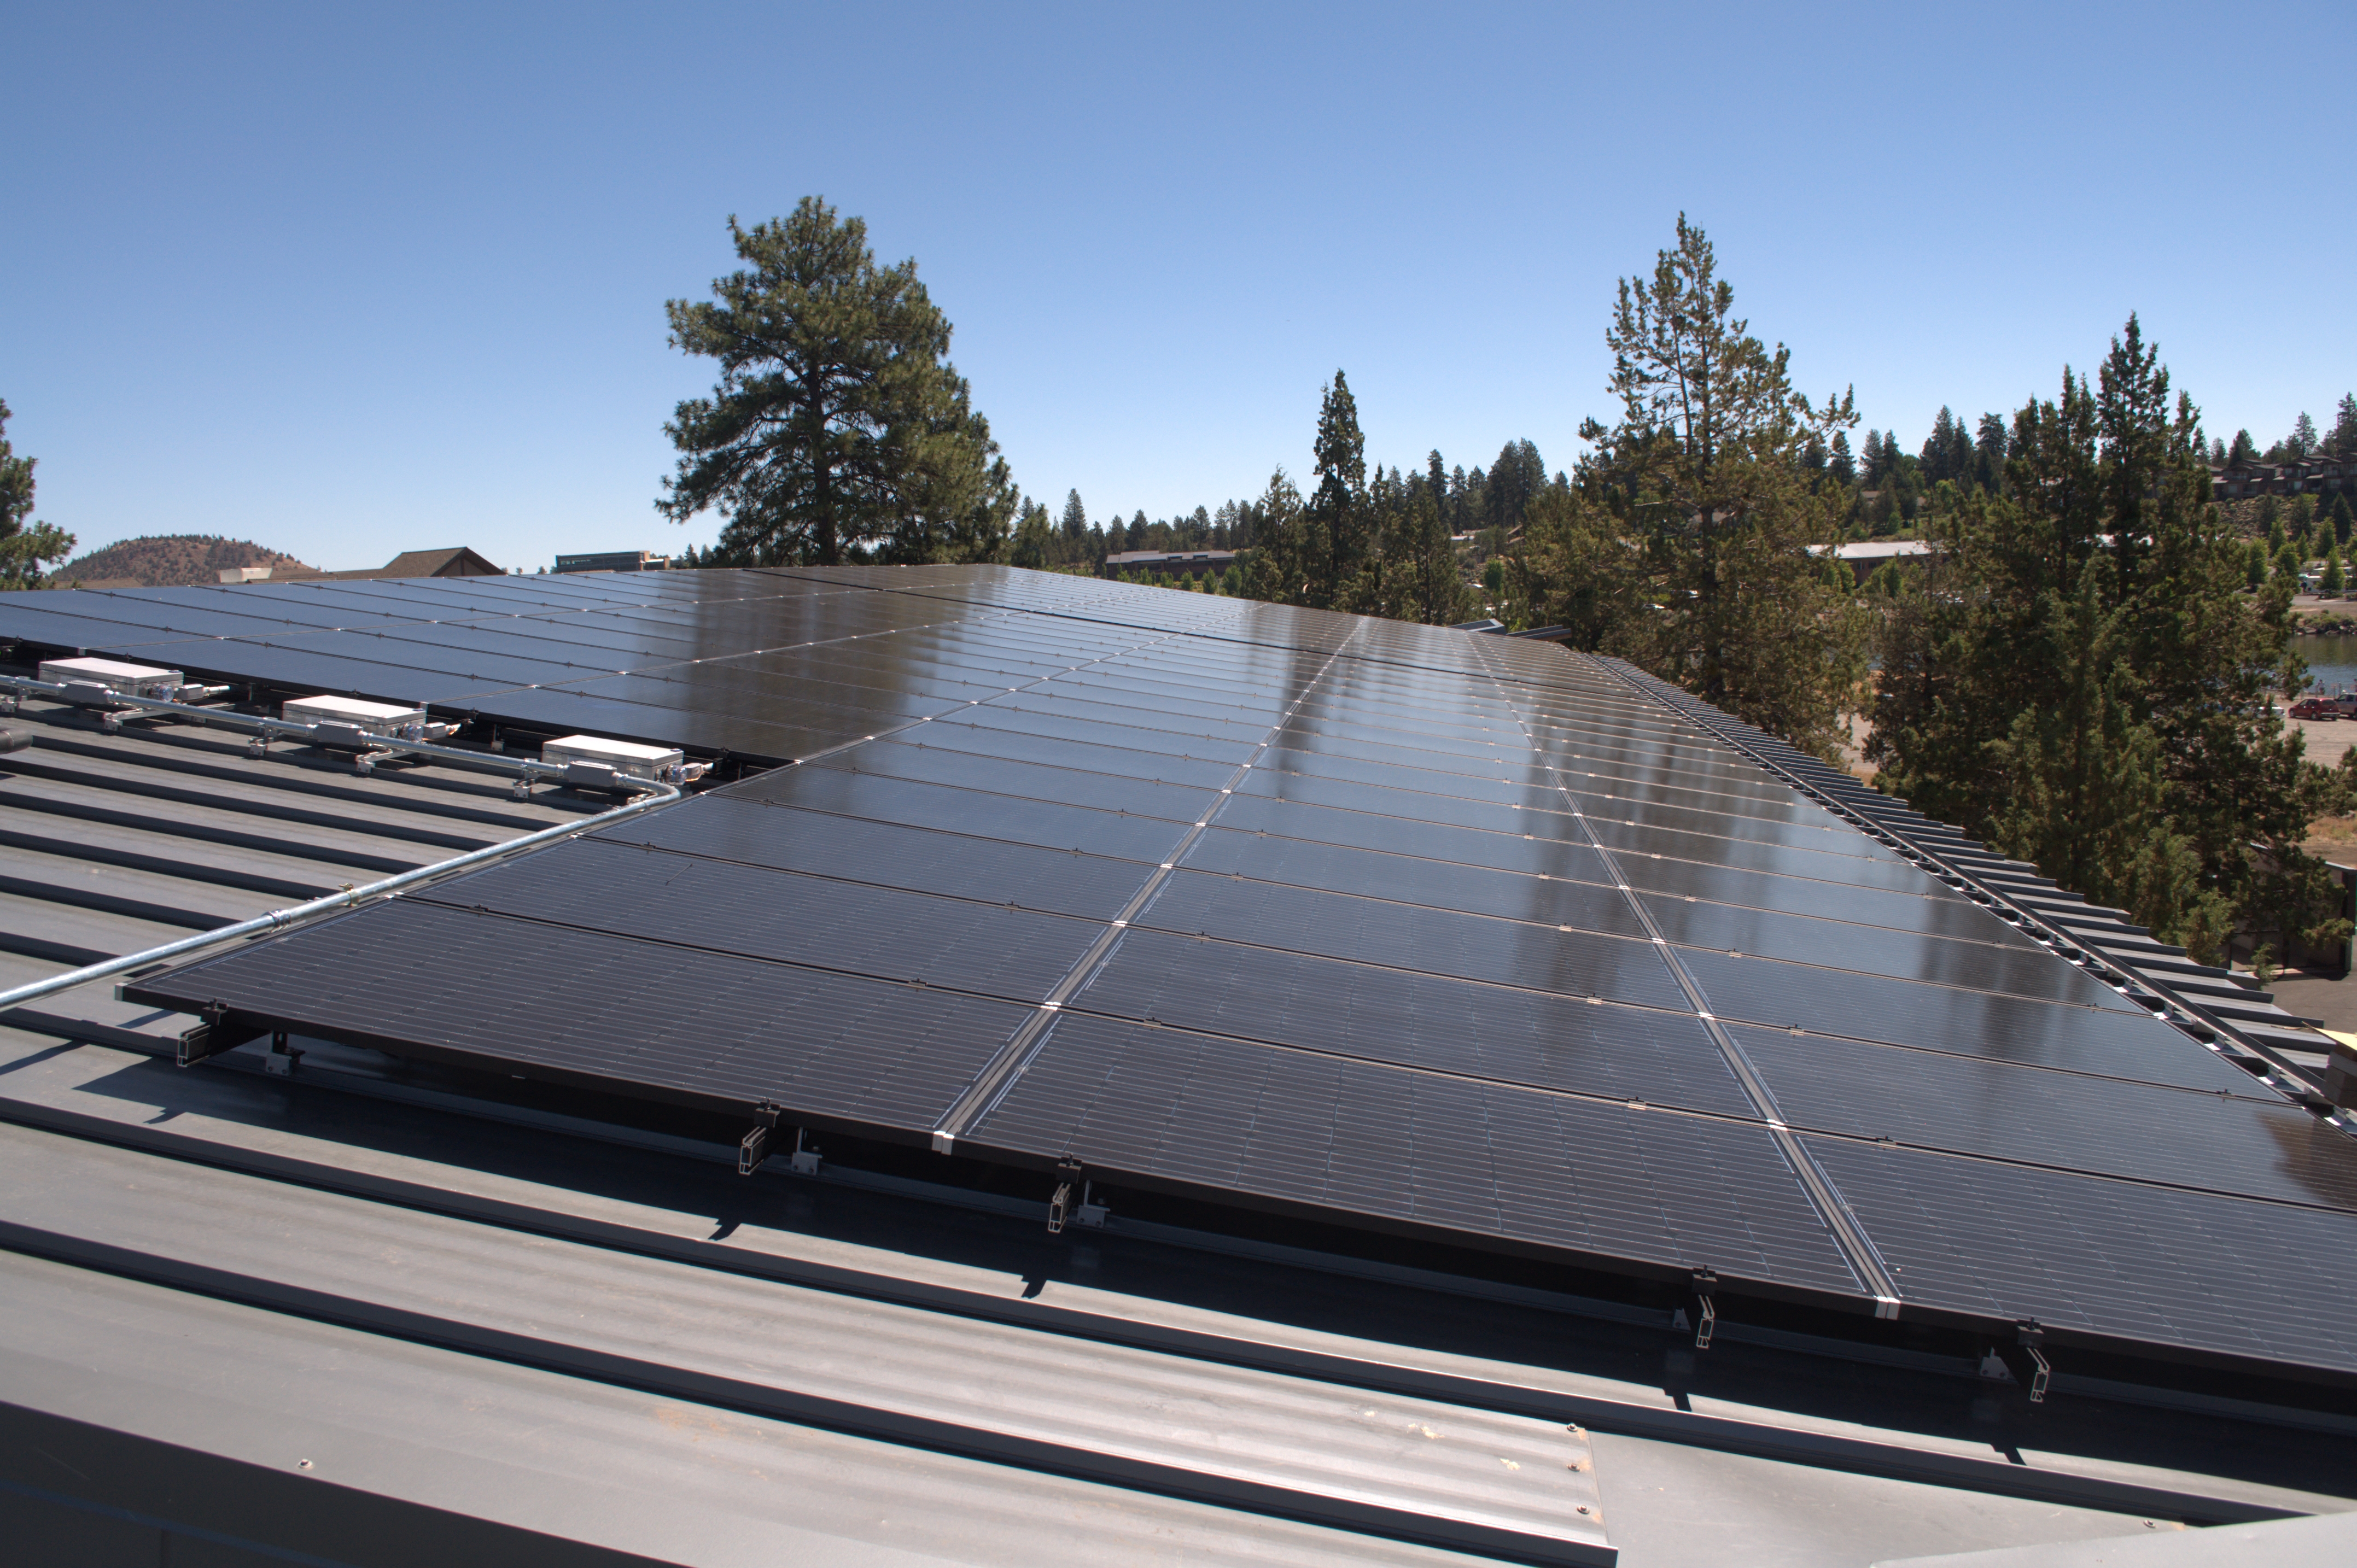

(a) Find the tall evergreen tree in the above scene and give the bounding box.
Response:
[1828,431,1857,484]
[1008,499,1053,569]
[2288,412,2319,459]
[1300,371,1373,609]
[1484,439,1548,534]
[1564,214,1868,756]
[2331,394,2357,459]
[1239,470,1307,602]
[0,400,74,589]
[1872,318,2347,963]
[2227,429,2260,467]
[1059,490,1088,547]
[1974,412,2009,493]
[658,200,1009,566]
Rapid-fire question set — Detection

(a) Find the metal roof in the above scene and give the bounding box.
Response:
[3,584,2356,1566]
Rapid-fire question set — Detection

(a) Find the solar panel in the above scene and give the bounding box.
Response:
[36,563,2357,1383]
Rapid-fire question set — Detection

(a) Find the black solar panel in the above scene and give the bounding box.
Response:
[47,563,2357,1383]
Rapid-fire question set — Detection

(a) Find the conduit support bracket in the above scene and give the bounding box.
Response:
[1692,1268,1719,1350]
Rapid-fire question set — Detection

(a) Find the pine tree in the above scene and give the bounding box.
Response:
[1238,470,1306,602]
[1828,431,1857,484]
[2331,394,2357,459]
[2324,546,2344,596]
[2333,493,2354,547]
[2289,412,2319,459]
[1564,215,1868,757]
[657,200,1008,566]
[1301,371,1373,610]
[1059,490,1088,548]
[1974,412,2008,493]
[0,400,74,588]
[1872,317,2348,963]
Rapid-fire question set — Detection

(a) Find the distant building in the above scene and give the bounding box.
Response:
[555,551,672,574]
[2212,455,2354,501]
[1102,549,1236,580]
[219,547,505,583]
[1816,538,1930,582]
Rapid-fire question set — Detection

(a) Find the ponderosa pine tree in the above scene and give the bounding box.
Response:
[1563,214,1868,757]
[1299,371,1373,610]
[0,400,73,590]
[658,200,1012,566]
[1871,317,2348,963]
[1239,470,1308,603]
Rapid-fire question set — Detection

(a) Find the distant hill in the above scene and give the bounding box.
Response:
[49,535,317,588]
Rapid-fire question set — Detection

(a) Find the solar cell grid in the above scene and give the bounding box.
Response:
[1807,1138,2357,1373]
[1136,870,1665,996]
[726,765,1198,864]
[1645,894,2136,1010]
[51,565,2357,1384]
[1070,929,1727,1107]
[893,721,1240,789]
[591,797,1154,917]
[1677,946,2265,1096]
[968,1014,1858,1292]
[1180,828,1620,926]
[1731,1025,2357,1209]
[814,738,1222,823]
[140,898,1032,1131]
[954,701,1263,764]
[413,839,1102,1001]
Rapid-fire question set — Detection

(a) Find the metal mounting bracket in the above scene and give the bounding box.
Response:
[738,1101,785,1176]
[2017,1319,2052,1403]
[177,1005,264,1069]
[1693,1267,1718,1349]
[262,1030,304,1078]
[1047,1155,1084,1234]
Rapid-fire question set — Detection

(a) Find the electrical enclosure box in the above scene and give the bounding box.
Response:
[38,656,187,699]
[543,733,684,781]
[283,695,429,735]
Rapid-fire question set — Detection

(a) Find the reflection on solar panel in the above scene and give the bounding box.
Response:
[20,564,2354,1381]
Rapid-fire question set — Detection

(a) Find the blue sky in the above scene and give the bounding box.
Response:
[6,2,2352,572]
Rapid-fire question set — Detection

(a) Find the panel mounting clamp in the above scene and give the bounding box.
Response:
[737,1101,785,1176]
[1047,1155,1084,1234]
[1691,1267,1718,1349]
[2017,1319,2052,1403]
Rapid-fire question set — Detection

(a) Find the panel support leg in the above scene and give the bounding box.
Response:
[1047,1155,1084,1234]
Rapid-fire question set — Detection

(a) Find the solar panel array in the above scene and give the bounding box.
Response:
[24,566,2357,1378]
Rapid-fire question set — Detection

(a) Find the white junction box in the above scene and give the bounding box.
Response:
[283,694,429,736]
[543,733,684,781]
[38,656,186,700]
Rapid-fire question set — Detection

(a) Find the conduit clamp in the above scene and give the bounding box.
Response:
[2017,1319,2052,1403]
[1692,1267,1719,1350]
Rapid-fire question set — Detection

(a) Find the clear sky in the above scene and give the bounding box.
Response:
[6,2,2352,573]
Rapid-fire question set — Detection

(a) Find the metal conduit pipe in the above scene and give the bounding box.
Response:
[0,780,681,1016]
